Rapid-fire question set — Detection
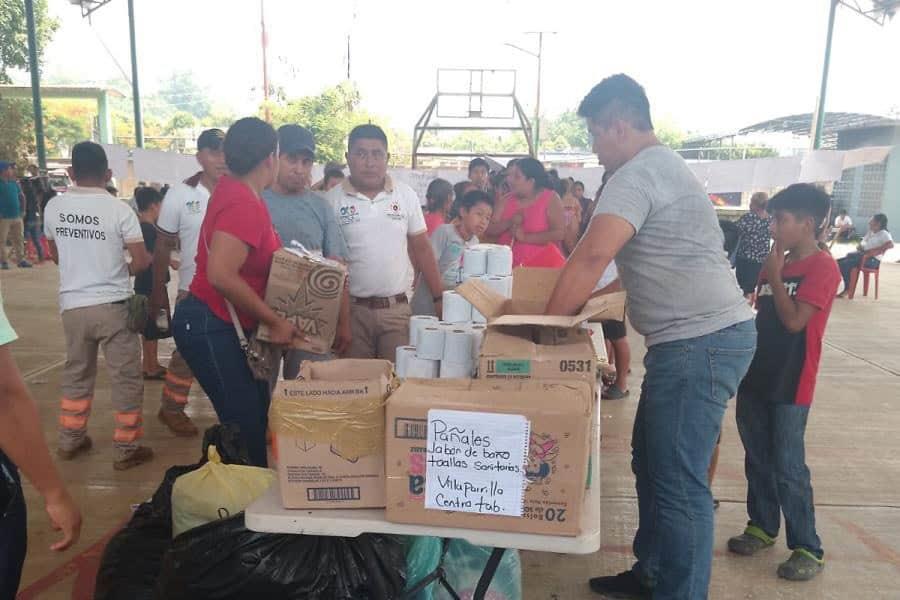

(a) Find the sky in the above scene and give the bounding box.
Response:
[20,0,900,138]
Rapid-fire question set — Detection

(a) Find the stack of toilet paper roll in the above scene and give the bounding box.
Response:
[396,317,489,379]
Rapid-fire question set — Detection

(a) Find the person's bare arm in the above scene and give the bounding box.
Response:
[515,194,566,245]
[126,240,152,275]
[408,231,444,317]
[545,215,635,316]
[18,186,26,215]
[0,345,81,551]
[47,240,59,265]
[149,230,178,315]
[765,243,819,333]
[485,195,515,237]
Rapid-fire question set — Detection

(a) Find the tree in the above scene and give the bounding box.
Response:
[44,113,89,157]
[163,111,196,135]
[543,110,590,151]
[154,70,211,120]
[0,0,59,84]
[0,98,34,163]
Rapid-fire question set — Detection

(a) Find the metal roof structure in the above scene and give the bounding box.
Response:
[738,112,900,149]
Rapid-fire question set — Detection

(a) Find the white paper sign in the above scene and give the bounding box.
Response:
[424,409,530,517]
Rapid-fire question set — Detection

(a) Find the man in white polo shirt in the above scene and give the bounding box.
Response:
[327,124,444,359]
[43,142,154,470]
[149,129,226,437]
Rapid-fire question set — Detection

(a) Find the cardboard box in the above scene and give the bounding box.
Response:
[269,359,394,509]
[457,267,625,391]
[385,378,593,536]
[257,248,347,354]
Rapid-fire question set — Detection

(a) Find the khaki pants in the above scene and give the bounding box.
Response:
[60,302,144,459]
[160,291,195,414]
[0,218,24,265]
[347,301,411,360]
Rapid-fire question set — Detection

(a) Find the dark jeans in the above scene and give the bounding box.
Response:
[734,256,763,295]
[631,320,756,600]
[837,252,879,292]
[172,295,271,467]
[736,389,822,558]
[0,451,27,600]
[24,221,44,261]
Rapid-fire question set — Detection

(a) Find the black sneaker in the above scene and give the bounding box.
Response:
[588,570,651,599]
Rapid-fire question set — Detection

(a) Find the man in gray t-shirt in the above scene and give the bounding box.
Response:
[263,125,352,379]
[546,75,756,600]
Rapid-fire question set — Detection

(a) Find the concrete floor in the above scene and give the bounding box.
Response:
[4,260,900,599]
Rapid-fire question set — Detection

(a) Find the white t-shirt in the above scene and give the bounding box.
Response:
[156,178,211,290]
[327,176,427,298]
[593,261,619,292]
[861,229,893,255]
[44,187,144,311]
[834,215,853,228]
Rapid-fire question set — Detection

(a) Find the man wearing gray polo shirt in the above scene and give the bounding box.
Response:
[263,125,352,378]
[546,75,756,600]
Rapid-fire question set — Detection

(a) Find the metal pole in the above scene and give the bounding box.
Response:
[261,0,271,122]
[534,32,543,158]
[127,0,143,147]
[24,0,46,170]
[813,0,839,150]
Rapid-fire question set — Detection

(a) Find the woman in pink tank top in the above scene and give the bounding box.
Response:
[488,158,566,267]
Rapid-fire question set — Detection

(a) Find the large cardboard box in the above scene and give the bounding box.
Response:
[257,248,347,354]
[457,268,625,391]
[385,378,593,536]
[269,359,394,509]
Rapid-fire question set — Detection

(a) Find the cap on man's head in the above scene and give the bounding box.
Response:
[197,128,225,151]
[277,125,316,157]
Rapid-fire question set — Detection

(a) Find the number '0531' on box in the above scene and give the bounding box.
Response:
[385,378,593,536]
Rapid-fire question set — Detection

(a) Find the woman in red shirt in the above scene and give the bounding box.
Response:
[423,178,453,235]
[172,117,300,467]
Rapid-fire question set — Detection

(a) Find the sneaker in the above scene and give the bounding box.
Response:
[777,549,824,581]
[602,386,630,400]
[114,446,154,471]
[588,570,651,599]
[17,260,32,268]
[0,263,9,270]
[728,525,776,556]
[158,408,199,437]
[57,436,93,461]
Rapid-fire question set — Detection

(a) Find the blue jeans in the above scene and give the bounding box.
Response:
[837,252,879,291]
[736,388,822,558]
[631,320,756,600]
[172,295,271,467]
[0,451,27,600]
[24,221,44,261]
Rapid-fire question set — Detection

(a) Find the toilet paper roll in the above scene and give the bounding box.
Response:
[440,360,473,379]
[416,326,446,360]
[482,275,509,298]
[406,356,439,378]
[468,324,486,357]
[462,246,488,277]
[443,328,474,364]
[409,315,438,347]
[486,244,513,276]
[442,290,472,323]
[395,346,417,378]
[471,306,487,323]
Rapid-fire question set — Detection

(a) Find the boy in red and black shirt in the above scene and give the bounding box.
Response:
[728,184,840,582]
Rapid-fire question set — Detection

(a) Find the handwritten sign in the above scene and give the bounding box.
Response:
[424,409,530,517]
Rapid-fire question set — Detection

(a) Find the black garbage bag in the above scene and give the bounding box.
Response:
[94,425,251,600]
[156,513,406,600]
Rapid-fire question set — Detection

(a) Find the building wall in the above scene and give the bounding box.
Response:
[832,145,900,235]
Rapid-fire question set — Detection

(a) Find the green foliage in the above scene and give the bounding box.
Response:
[154,70,211,120]
[0,97,34,164]
[164,111,196,135]
[542,110,589,151]
[44,112,89,156]
[0,0,59,84]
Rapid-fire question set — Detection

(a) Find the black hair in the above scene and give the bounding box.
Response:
[106,185,118,196]
[71,141,109,181]
[577,74,654,131]
[458,189,494,212]
[348,124,388,151]
[872,213,888,231]
[838,208,848,215]
[506,158,519,169]
[425,178,454,213]
[135,186,163,212]
[513,157,551,191]
[223,117,277,176]
[323,168,344,185]
[573,180,584,189]
[768,183,832,237]
[468,157,490,175]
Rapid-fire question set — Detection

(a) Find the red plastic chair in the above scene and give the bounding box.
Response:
[848,241,893,300]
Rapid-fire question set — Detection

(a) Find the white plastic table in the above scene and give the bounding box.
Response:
[246,405,601,598]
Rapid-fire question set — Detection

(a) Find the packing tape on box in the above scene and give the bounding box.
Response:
[468,324,486,357]
[405,355,439,378]
[442,290,472,323]
[409,315,439,347]
[269,394,386,459]
[417,326,446,360]
[440,360,473,378]
[486,244,513,276]
[443,328,474,364]
[462,246,488,277]
[395,345,417,378]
